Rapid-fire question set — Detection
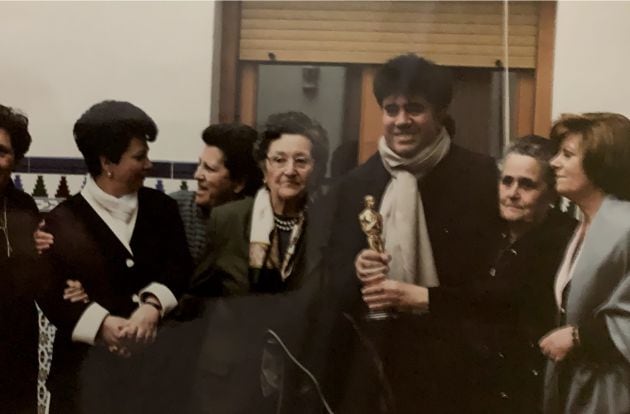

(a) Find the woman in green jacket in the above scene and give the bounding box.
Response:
[189,110,330,297]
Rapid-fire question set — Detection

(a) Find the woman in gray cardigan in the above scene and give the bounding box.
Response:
[539,112,630,413]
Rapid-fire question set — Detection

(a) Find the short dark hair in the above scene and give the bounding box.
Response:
[501,135,559,189]
[201,123,262,197]
[0,104,32,162]
[373,54,453,111]
[74,100,157,177]
[551,112,630,200]
[255,111,329,189]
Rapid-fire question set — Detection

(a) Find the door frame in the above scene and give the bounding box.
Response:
[218,1,557,160]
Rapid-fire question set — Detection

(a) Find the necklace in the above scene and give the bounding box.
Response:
[274,214,300,232]
[0,197,12,258]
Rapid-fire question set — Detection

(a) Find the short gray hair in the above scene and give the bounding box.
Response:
[499,135,558,189]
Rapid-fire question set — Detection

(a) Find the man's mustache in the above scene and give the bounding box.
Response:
[393,128,420,135]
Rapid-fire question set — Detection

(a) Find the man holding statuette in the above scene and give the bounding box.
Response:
[323,54,501,413]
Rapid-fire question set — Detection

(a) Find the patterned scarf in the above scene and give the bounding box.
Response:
[249,188,304,280]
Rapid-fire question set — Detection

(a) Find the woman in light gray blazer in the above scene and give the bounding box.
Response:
[539,112,630,413]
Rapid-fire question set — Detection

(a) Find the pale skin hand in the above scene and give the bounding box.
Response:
[65,286,161,346]
[34,220,54,254]
[97,315,132,358]
[362,280,429,312]
[355,249,390,286]
[539,325,575,362]
[63,280,89,303]
[121,297,161,346]
[354,249,429,312]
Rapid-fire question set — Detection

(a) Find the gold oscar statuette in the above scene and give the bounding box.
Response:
[359,195,395,321]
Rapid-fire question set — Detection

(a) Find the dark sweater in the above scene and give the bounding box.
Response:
[0,181,40,413]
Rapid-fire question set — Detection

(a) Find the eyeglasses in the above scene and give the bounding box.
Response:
[266,154,313,170]
[383,102,427,117]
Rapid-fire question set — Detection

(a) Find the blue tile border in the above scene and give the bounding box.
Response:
[15,157,197,179]
[173,162,197,179]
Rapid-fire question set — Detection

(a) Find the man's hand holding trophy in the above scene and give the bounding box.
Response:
[356,195,429,320]
[357,195,396,320]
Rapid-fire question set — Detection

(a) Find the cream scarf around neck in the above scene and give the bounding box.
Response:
[377,127,451,287]
[81,175,139,253]
[83,175,138,223]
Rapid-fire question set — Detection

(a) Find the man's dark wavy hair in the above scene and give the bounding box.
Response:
[373,53,453,112]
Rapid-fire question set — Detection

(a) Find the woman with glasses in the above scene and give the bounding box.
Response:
[0,104,39,413]
[173,111,329,414]
[190,111,329,296]
[539,113,630,414]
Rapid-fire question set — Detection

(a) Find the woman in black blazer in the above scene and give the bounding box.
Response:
[37,100,192,414]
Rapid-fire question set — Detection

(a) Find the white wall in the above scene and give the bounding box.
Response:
[552,1,630,119]
[0,1,219,162]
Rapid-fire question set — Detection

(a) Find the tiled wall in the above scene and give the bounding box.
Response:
[13,157,198,212]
